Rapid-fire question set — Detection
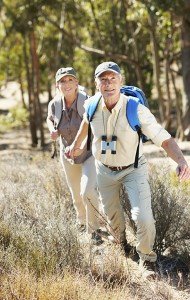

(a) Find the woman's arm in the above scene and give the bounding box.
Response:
[65,119,89,159]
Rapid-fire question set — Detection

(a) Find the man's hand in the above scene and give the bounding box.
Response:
[50,130,59,140]
[176,162,190,182]
[162,138,190,182]
[65,145,84,160]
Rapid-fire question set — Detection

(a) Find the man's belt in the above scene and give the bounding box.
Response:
[102,163,133,171]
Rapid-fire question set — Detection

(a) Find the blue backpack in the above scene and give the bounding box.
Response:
[86,85,149,168]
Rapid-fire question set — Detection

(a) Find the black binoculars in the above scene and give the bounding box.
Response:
[101,135,117,154]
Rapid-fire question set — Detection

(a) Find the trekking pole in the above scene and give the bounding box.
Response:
[51,125,58,159]
[51,140,57,159]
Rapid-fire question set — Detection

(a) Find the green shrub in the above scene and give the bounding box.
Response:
[0,106,29,131]
[170,171,190,195]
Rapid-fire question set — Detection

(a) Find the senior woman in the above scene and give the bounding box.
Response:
[47,67,103,245]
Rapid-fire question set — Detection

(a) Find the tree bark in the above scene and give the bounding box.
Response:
[181,5,190,140]
[29,28,45,148]
[148,11,165,123]
[23,33,38,147]
[163,37,173,131]
[18,71,27,109]
[55,3,65,70]
[121,0,145,90]
[89,0,104,49]
[170,69,183,139]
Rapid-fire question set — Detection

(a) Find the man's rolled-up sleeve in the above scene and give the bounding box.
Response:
[138,104,171,147]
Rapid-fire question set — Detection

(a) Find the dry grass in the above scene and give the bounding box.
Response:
[0,152,189,299]
[149,164,190,257]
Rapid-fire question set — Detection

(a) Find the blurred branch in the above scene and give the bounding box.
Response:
[41,11,139,66]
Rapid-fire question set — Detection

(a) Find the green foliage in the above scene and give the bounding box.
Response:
[170,171,190,195]
[143,0,185,13]
[0,106,29,131]
[0,0,183,90]
[1,0,189,137]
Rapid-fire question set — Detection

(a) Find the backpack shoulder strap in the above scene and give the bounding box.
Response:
[126,97,141,131]
[53,94,63,129]
[77,91,88,118]
[126,97,142,169]
[86,92,102,122]
[86,92,101,150]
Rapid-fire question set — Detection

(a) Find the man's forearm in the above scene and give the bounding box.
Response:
[73,119,89,149]
[161,137,187,165]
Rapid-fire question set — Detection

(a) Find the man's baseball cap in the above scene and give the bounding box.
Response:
[55,67,77,82]
[94,61,121,78]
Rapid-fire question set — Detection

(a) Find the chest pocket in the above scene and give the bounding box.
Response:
[91,112,103,137]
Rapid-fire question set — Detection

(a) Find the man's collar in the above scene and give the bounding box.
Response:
[101,94,123,111]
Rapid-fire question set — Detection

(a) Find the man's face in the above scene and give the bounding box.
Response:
[57,75,78,97]
[95,71,122,101]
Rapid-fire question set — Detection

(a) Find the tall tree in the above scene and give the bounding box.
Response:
[1,0,190,143]
[145,0,190,138]
[181,0,190,140]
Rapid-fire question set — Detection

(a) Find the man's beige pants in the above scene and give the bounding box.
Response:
[60,154,101,233]
[95,156,157,262]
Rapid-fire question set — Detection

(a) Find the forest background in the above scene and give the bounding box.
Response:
[0,0,190,147]
[0,1,190,299]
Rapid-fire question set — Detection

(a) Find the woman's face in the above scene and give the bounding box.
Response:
[57,75,78,98]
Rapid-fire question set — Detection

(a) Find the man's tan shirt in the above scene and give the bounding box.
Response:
[84,94,171,167]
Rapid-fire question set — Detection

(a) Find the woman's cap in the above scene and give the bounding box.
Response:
[56,67,77,82]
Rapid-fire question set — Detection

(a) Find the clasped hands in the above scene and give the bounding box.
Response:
[64,143,83,160]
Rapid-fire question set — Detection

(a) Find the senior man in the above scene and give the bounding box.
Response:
[66,61,190,278]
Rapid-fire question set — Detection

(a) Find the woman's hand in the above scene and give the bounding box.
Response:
[50,130,59,140]
[65,145,84,160]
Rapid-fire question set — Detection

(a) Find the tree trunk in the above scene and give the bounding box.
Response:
[163,52,172,130]
[163,37,173,131]
[132,28,146,91]
[181,5,190,140]
[18,71,27,109]
[29,28,45,148]
[170,69,183,139]
[17,55,27,109]
[55,4,65,70]
[124,7,145,89]
[23,33,38,147]
[89,0,104,49]
[148,10,165,123]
